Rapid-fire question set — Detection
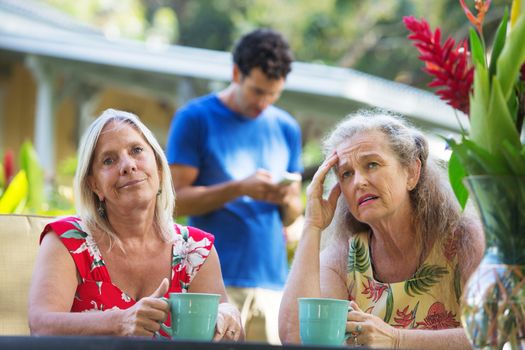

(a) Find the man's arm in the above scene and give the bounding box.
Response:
[171,165,288,217]
[171,164,244,217]
[279,180,303,226]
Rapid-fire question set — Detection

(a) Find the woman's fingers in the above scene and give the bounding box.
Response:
[213,312,226,340]
[214,303,242,341]
[327,183,341,208]
[349,300,363,312]
[311,153,339,185]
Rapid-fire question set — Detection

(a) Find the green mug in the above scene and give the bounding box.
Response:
[160,293,220,341]
[298,297,350,346]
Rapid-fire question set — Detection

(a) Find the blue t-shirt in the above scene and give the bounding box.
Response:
[166,94,303,289]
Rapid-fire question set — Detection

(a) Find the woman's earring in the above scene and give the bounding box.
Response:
[98,201,106,219]
[157,189,162,196]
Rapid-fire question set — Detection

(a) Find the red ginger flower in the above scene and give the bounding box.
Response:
[460,0,492,36]
[403,16,474,114]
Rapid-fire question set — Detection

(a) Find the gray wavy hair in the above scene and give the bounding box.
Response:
[74,109,176,247]
[322,110,466,256]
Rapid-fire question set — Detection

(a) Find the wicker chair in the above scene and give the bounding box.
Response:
[0,214,54,335]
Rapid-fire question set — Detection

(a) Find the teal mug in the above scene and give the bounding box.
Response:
[298,298,350,346]
[160,293,221,341]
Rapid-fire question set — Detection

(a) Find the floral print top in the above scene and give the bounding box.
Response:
[346,231,462,329]
[40,216,214,314]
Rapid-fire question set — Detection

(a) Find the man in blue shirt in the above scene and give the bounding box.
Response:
[165,29,303,343]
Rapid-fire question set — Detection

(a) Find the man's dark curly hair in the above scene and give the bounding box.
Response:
[233,29,293,80]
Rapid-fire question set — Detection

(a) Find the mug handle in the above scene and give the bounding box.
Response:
[155,297,172,339]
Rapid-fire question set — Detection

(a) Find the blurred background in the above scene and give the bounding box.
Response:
[0,0,511,215]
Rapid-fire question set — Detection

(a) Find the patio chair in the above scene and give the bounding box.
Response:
[0,214,54,335]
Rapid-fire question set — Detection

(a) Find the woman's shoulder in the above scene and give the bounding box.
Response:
[174,224,215,245]
[455,217,485,277]
[321,231,369,267]
[40,216,85,243]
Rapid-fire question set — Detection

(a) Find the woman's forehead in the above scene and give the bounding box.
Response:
[336,130,390,154]
[100,121,143,140]
[94,122,145,152]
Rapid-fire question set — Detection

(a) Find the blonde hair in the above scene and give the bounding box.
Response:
[74,109,175,247]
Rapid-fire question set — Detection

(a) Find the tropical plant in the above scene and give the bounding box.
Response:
[405,0,525,208]
[0,142,42,213]
[0,141,75,215]
[405,2,525,348]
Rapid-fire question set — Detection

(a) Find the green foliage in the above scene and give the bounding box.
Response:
[19,140,44,211]
[447,150,468,209]
[0,170,28,213]
[42,0,494,88]
[488,8,509,77]
[447,5,525,212]
[0,142,75,215]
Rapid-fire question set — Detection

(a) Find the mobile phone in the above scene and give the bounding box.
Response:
[278,172,302,185]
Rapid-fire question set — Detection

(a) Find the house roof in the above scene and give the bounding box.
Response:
[0,0,467,133]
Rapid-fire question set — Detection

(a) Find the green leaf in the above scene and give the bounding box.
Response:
[483,78,521,154]
[469,28,486,68]
[347,237,370,275]
[469,65,489,143]
[19,140,44,212]
[404,264,448,297]
[61,229,88,239]
[383,286,393,323]
[447,150,469,209]
[447,138,508,175]
[488,8,509,77]
[0,170,28,213]
[501,141,525,175]
[496,10,525,101]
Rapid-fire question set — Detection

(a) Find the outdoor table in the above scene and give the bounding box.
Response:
[0,336,377,350]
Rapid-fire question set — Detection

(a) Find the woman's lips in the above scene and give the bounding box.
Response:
[358,194,379,206]
[118,178,146,189]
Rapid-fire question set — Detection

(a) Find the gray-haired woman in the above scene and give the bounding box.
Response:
[29,109,242,340]
[279,110,484,349]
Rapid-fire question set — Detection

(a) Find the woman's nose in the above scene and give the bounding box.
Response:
[353,171,368,187]
[120,155,137,174]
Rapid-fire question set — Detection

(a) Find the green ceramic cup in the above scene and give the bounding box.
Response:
[298,298,350,346]
[160,293,220,341]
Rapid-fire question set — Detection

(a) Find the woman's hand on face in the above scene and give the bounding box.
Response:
[213,302,243,341]
[305,152,341,231]
[119,278,170,337]
[346,301,400,349]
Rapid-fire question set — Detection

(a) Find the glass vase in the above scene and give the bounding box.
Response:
[461,175,525,350]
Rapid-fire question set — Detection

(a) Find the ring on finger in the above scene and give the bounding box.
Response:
[355,324,362,334]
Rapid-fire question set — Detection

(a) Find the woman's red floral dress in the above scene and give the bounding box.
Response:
[40,216,214,334]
